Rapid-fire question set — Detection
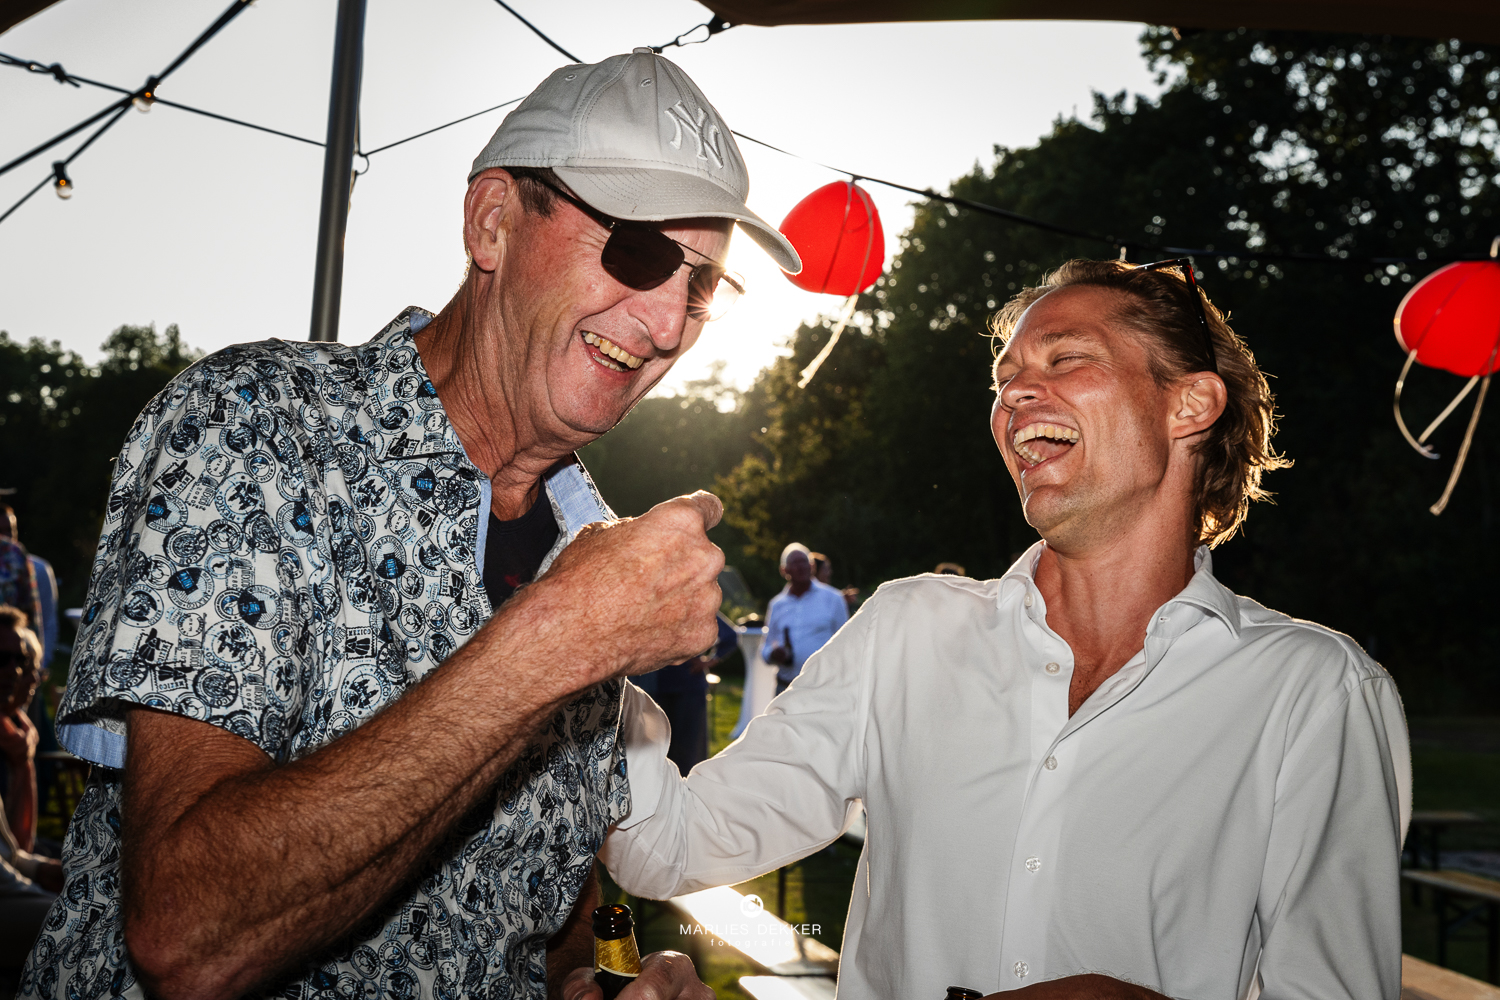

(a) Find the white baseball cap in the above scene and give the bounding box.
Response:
[470,48,801,274]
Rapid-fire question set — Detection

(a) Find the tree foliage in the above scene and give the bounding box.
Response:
[717,28,1500,711]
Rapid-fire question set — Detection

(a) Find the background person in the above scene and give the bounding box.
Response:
[603,259,1409,1000]
[635,613,738,776]
[0,503,60,757]
[22,48,797,1000]
[0,605,60,982]
[0,514,36,636]
[810,551,832,585]
[762,543,849,694]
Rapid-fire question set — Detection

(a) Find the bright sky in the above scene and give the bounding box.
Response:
[0,0,1161,394]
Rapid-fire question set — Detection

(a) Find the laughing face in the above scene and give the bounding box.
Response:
[493,183,732,441]
[991,285,1182,550]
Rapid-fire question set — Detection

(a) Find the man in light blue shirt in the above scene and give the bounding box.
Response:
[763,543,849,693]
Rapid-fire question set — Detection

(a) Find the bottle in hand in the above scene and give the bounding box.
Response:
[592,903,643,1000]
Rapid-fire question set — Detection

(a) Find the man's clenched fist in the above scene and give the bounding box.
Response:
[501,491,726,697]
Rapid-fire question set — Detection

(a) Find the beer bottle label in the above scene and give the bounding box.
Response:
[594,936,642,979]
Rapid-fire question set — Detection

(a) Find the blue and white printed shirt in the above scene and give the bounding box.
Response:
[21,308,630,1000]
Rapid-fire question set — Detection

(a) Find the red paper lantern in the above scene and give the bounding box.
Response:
[1390,256,1500,515]
[778,181,885,295]
[1394,260,1500,377]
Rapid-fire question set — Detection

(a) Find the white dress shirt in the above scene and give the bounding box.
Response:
[604,544,1411,1000]
[763,579,849,680]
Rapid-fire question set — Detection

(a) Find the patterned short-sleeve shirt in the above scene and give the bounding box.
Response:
[21,308,631,1000]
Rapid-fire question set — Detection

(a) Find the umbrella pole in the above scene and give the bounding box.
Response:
[309,0,367,343]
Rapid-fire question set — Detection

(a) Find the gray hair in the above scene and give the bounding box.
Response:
[779,542,811,571]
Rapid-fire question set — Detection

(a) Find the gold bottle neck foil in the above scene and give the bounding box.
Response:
[595,935,642,978]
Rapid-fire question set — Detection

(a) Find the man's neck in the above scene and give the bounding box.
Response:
[1034,524,1197,716]
[416,292,571,519]
[788,579,812,597]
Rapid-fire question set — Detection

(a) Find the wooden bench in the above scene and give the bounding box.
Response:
[1403,954,1500,1000]
[1403,869,1500,984]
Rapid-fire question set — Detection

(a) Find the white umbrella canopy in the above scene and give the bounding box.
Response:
[704,0,1500,42]
[9,0,1500,39]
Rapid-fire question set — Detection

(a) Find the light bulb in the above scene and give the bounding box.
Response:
[133,78,158,113]
[52,161,72,199]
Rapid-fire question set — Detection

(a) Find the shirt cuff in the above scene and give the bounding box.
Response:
[613,681,673,831]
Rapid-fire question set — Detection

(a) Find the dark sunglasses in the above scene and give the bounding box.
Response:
[533,178,745,323]
[1135,258,1219,373]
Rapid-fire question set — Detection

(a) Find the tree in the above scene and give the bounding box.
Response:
[718,28,1500,711]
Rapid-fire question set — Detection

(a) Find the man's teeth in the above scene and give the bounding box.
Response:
[582,332,645,370]
[1012,423,1080,465]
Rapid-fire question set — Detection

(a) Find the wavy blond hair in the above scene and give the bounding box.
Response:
[991,259,1290,547]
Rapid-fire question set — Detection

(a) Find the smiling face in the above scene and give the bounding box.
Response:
[991,285,1186,551]
[485,175,732,441]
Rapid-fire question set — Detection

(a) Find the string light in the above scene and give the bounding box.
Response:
[132,76,158,113]
[51,160,71,199]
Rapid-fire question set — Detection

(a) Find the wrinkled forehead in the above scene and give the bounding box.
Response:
[994,286,1139,371]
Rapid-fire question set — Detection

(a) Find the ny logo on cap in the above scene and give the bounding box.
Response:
[664,101,724,169]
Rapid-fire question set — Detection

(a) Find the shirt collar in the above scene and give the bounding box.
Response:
[1166,546,1242,637]
[357,308,615,543]
[352,306,471,463]
[999,540,1241,638]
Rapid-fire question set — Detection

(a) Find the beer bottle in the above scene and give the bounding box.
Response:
[945,988,984,1000]
[592,903,642,1000]
[783,626,794,666]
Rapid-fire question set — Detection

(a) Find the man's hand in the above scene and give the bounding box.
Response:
[517,491,726,694]
[0,709,38,765]
[764,645,791,666]
[561,952,713,1000]
[999,974,1169,999]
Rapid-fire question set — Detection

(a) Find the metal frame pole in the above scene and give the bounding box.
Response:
[309,0,366,342]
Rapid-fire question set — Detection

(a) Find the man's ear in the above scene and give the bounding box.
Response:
[464,169,521,273]
[1170,374,1227,440]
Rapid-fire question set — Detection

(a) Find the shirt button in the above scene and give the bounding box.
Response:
[1044,661,1060,675]
[1044,756,1057,770]
[1025,856,1042,872]
[1014,961,1029,979]
[1024,594,1034,608]
[1158,615,1169,622]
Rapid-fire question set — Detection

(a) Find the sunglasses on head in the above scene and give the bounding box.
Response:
[532,177,746,323]
[1135,258,1219,374]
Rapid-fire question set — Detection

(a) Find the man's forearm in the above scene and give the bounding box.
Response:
[124,588,588,999]
[4,757,36,851]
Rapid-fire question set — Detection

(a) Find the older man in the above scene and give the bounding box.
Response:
[604,259,1410,1000]
[22,50,797,1000]
[763,543,848,694]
